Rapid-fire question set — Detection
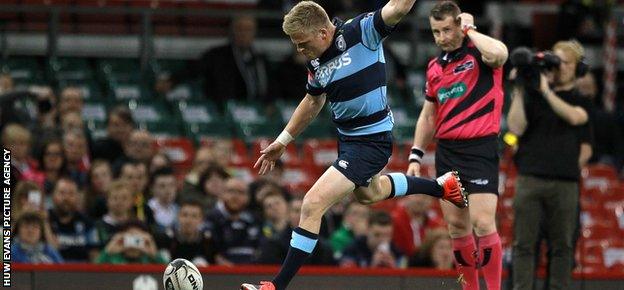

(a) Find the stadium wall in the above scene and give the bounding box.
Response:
[11,264,624,290]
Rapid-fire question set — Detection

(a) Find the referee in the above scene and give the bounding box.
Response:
[407,1,508,290]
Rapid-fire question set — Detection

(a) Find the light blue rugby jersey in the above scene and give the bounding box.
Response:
[306,9,395,136]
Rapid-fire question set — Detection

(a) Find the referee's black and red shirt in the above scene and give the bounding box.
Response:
[425,39,504,140]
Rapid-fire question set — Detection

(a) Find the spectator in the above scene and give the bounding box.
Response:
[96,221,166,264]
[147,167,179,231]
[86,160,114,219]
[248,178,288,216]
[194,164,230,211]
[577,72,624,170]
[340,211,405,268]
[391,195,445,257]
[91,106,135,163]
[114,130,155,168]
[35,139,68,195]
[95,181,135,247]
[259,189,290,240]
[13,181,58,248]
[119,161,155,226]
[256,193,335,265]
[199,15,269,104]
[58,86,84,117]
[269,47,307,101]
[329,201,369,257]
[205,177,260,265]
[156,198,216,266]
[60,111,85,134]
[63,130,90,188]
[11,212,64,264]
[507,40,592,290]
[409,228,454,270]
[148,152,172,174]
[48,177,99,262]
[180,145,215,197]
[2,123,39,181]
[0,72,14,94]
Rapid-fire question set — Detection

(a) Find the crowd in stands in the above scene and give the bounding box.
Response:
[1,0,623,275]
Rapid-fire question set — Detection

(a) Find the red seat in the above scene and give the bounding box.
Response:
[302,139,337,168]
[200,138,250,166]
[282,163,321,195]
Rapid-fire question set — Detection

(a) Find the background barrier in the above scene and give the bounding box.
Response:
[11,264,624,290]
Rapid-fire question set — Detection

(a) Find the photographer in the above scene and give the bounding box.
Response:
[507,40,592,290]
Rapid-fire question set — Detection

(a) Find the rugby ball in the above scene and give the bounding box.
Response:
[163,258,203,290]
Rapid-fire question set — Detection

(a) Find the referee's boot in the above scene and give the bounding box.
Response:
[437,171,468,208]
[241,281,276,290]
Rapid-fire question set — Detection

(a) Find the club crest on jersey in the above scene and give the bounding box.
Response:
[453,60,474,75]
[437,82,467,104]
[310,59,320,68]
[336,34,346,51]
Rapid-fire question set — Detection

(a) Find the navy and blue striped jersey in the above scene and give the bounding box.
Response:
[305,9,395,136]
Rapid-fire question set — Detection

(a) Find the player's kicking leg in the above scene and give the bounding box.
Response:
[353,171,468,208]
[241,167,356,290]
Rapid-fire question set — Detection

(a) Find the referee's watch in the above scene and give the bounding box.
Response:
[462,24,477,36]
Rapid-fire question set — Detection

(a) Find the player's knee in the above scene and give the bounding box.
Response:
[446,218,471,236]
[300,194,326,219]
[472,215,497,236]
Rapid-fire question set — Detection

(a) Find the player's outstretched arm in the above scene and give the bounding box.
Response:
[459,13,508,68]
[254,93,326,175]
[381,0,417,26]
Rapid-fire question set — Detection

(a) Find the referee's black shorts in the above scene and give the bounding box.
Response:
[435,135,499,195]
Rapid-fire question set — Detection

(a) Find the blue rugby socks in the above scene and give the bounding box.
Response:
[272,227,318,290]
[385,173,443,199]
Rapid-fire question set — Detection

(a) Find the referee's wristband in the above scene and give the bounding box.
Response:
[276,130,294,146]
[408,147,425,164]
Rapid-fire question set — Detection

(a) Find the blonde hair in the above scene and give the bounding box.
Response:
[553,40,585,63]
[1,123,31,144]
[282,1,331,35]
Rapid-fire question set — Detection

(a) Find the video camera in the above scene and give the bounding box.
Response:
[510,46,561,91]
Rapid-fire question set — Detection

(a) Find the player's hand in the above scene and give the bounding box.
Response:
[254,141,286,175]
[406,162,421,177]
[457,13,474,28]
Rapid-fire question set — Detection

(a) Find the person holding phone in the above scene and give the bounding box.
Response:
[96,220,166,264]
[407,1,508,289]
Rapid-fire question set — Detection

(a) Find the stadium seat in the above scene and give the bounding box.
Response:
[48,57,94,82]
[85,119,107,140]
[282,163,321,195]
[175,99,220,124]
[392,124,416,142]
[236,121,283,142]
[0,56,44,84]
[82,98,110,122]
[185,120,235,143]
[58,79,103,99]
[121,99,171,123]
[154,137,195,170]
[138,120,182,138]
[226,100,270,124]
[302,139,338,168]
[582,164,619,190]
[98,58,141,83]
[199,138,250,166]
